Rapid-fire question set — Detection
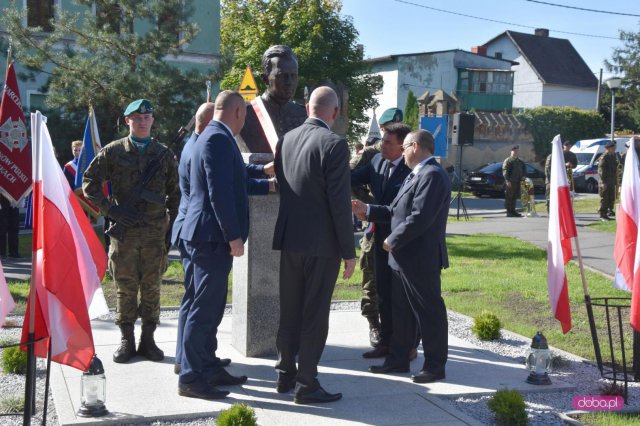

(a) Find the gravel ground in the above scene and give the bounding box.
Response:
[1,307,638,425]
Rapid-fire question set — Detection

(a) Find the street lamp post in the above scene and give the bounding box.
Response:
[605,77,622,142]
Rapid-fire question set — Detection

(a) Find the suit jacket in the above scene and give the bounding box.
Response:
[273,117,356,259]
[351,153,410,240]
[180,120,251,247]
[171,133,197,246]
[369,158,450,273]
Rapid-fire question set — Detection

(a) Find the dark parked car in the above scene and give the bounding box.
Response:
[464,162,545,197]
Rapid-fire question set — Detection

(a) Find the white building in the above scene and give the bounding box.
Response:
[482,29,598,110]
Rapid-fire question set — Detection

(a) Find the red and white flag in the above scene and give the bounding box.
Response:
[21,111,108,371]
[547,134,577,333]
[0,62,32,203]
[614,138,640,330]
[0,259,15,326]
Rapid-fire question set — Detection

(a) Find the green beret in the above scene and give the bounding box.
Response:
[379,108,403,125]
[512,145,519,150]
[605,140,616,148]
[124,99,154,116]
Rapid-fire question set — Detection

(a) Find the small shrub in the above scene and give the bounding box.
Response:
[551,353,570,369]
[488,388,528,426]
[1,344,28,374]
[0,395,24,414]
[472,311,501,340]
[216,403,257,426]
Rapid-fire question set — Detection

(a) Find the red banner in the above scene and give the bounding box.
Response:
[0,62,32,203]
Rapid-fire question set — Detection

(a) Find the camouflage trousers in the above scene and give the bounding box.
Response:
[109,226,167,325]
[360,232,378,318]
[599,184,616,216]
[504,182,521,212]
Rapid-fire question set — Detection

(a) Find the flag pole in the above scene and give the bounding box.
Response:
[573,226,604,372]
[6,37,11,73]
[24,111,42,425]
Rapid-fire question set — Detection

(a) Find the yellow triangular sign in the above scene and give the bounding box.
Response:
[238,66,258,101]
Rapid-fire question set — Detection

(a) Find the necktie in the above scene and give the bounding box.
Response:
[382,161,394,192]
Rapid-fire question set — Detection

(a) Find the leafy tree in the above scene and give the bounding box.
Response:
[604,28,640,133]
[220,0,382,141]
[1,0,219,157]
[517,107,607,160]
[404,90,419,130]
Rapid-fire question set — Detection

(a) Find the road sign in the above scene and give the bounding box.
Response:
[238,66,258,101]
[420,115,449,158]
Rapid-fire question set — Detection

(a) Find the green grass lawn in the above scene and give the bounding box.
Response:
[587,220,617,233]
[442,234,628,361]
[577,412,640,426]
[573,196,600,213]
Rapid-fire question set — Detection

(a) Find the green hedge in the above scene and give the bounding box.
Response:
[517,107,607,160]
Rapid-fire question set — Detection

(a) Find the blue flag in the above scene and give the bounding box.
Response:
[74,106,102,190]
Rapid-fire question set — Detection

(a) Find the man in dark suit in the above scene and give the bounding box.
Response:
[273,86,357,404]
[178,91,259,400]
[353,129,450,383]
[172,103,275,376]
[351,123,415,364]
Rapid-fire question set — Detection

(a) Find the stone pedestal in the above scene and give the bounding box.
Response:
[232,154,280,357]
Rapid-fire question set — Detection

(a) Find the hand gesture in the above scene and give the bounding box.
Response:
[343,258,357,279]
[263,161,275,177]
[351,199,367,221]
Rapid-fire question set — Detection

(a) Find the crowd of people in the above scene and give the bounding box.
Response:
[76,44,452,404]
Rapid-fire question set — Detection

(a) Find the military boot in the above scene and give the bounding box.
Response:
[137,322,165,361]
[113,323,136,363]
[367,315,382,347]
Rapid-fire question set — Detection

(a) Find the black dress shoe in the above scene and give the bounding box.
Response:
[294,387,342,404]
[362,345,389,359]
[411,370,445,383]
[276,377,297,393]
[217,357,232,367]
[209,368,248,386]
[178,382,229,400]
[369,363,409,374]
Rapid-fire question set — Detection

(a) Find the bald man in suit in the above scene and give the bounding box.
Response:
[273,86,357,404]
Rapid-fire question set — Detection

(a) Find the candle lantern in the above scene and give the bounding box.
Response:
[77,355,108,417]
[525,331,552,385]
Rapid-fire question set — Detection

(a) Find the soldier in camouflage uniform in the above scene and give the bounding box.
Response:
[83,99,180,363]
[598,140,618,221]
[503,145,526,217]
[350,135,381,346]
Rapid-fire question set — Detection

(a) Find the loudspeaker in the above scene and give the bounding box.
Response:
[451,113,475,146]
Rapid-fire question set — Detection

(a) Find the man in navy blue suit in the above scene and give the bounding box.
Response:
[353,129,450,384]
[172,102,275,377]
[178,91,271,400]
[351,123,416,367]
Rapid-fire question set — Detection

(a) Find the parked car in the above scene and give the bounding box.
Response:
[464,162,545,197]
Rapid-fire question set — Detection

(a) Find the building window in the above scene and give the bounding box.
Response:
[96,4,122,33]
[27,0,55,32]
[495,52,503,60]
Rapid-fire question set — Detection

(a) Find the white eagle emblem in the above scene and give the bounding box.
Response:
[0,118,28,152]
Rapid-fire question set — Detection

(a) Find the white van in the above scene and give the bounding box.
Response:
[571,137,629,193]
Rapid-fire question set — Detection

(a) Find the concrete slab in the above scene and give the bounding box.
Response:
[51,311,573,425]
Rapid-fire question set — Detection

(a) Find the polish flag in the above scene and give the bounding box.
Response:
[0,260,16,326]
[614,138,640,330]
[21,111,109,371]
[547,134,576,333]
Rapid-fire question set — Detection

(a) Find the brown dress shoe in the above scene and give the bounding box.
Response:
[362,345,389,358]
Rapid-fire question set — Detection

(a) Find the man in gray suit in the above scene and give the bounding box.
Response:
[273,86,357,404]
[353,129,450,384]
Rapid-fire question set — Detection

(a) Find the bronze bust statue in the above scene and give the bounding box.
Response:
[237,45,307,153]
